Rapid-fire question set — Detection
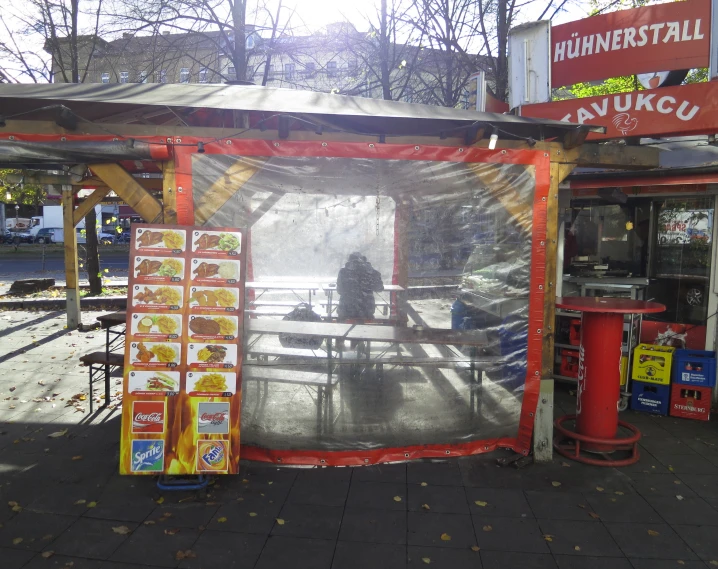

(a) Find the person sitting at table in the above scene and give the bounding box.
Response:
[337,252,384,320]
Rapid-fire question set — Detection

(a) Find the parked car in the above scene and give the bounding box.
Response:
[35,227,63,244]
[99,232,115,245]
[114,232,131,244]
[7,231,33,244]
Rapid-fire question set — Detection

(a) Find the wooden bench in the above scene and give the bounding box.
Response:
[79,352,124,412]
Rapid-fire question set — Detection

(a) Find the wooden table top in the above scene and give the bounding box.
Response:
[96,311,127,327]
[556,297,666,315]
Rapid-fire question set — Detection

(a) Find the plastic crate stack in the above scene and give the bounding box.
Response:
[669,350,715,422]
[630,344,676,415]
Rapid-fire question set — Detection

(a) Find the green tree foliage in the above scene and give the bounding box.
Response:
[0,169,47,214]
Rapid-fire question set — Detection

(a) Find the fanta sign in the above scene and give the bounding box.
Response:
[521,82,718,140]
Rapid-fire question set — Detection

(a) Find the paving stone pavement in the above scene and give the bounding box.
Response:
[1,310,718,568]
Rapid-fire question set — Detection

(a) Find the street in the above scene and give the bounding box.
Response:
[0,246,130,278]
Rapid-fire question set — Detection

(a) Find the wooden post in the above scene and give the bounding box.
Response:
[62,187,80,329]
[163,160,178,224]
[533,379,555,462]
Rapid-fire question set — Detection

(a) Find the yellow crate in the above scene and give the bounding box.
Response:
[620,355,628,387]
[632,344,675,385]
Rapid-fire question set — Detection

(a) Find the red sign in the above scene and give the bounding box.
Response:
[521,81,718,140]
[132,401,166,433]
[551,0,710,87]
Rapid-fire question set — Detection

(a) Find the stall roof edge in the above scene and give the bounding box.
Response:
[0,82,603,139]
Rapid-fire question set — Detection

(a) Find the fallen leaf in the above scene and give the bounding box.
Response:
[161,512,172,518]
[668,466,674,472]
[674,480,682,485]
[71,455,82,461]
[87,502,97,508]
[112,526,131,535]
[73,500,86,505]
[422,558,431,564]
[9,387,15,392]
[276,518,285,525]
[7,501,18,508]
[242,478,249,483]
[217,517,227,523]
[678,561,685,565]
[595,487,604,492]
[610,498,617,503]
[393,496,402,502]
[677,495,684,501]
[143,521,155,525]
[560,462,571,467]
[11,505,22,513]
[249,512,257,517]
[648,530,660,537]
[589,512,600,519]
[543,535,554,542]
[268,481,273,485]
[551,481,562,487]
[471,546,480,552]
[13,537,23,544]
[421,504,431,510]
[42,534,53,540]
[482,525,492,532]
[47,429,68,438]
[164,528,180,535]
[614,491,624,496]
[474,500,488,507]
[421,482,428,487]
[709,562,718,566]
[574,546,581,551]
[175,550,197,560]
[156,497,164,504]
[41,551,54,559]
[440,533,451,541]
[578,504,587,509]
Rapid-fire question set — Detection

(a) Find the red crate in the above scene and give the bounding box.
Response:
[569,319,581,346]
[670,384,712,422]
[560,349,579,378]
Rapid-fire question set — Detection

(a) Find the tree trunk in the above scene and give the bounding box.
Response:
[495,0,508,102]
[85,207,102,295]
[379,0,392,100]
[232,0,248,82]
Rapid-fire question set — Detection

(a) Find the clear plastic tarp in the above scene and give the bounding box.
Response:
[188,148,539,463]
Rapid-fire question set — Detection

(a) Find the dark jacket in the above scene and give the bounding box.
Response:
[337,256,384,319]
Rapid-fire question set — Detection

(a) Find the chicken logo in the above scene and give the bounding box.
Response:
[612,113,638,136]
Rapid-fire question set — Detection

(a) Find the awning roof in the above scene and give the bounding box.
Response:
[0,83,602,142]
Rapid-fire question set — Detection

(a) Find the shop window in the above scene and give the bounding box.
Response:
[120,71,129,84]
[101,72,110,83]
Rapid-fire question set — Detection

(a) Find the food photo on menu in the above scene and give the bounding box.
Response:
[186,371,236,396]
[132,285,183,309]
[190,259,241,283]
[134,256,185,281]
[130,341,181,367]
[188,315,238,338]
[128,370,180,395]
[135,228,186,252]
[191,230,241,255]
[131,314,181,337]
[188,286,238,310]
[186,342,237,369]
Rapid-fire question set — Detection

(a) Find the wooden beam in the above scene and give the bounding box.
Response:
[162,160,178,224]
[533,379,555,463]
[560,143,660,170]
[542,162,561,379]
[72,187,110,227]
[89,163,163,223]
[62,188,80,329]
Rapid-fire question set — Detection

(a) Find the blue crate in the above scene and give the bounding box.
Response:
[631,381,670,415]
[672,349,716,388]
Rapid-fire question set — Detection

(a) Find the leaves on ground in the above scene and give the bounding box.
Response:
[482,525,492,532]
[143,521,155,525]
[648,530,660,537]
[276,518,285,525]
[589,512,600,519]
[474,500,488,507]
[112,526,131,535]
[41,551,54,559]
[551,481,562,487]
[12,537,22,545]
[471,546,480,552]
[574,546,581,551]
[71,456,82,461]
[47,429,67,438]
[156,497,164,504]
[7,501,18,508]
[614,491,624,495]
[440,533,451,541]
[577,504,587,509]
[422,558,431,564]
[561,462,571,467]
[11,505,22,513]
[217,517,227,523]
[676,495,684,501]
[543,535,554,542]
[175,550,197,560]
[74,500,86,505]
[421,504,430,510]
[164,528,180,535]
[248,512,257,517]
[674,480,682,485]
[87,502,97,508]
[420,482,428,486]
[595,487,604,492]
[393,496,402,502]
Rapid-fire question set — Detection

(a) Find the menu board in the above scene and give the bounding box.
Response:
[119,224,246,475]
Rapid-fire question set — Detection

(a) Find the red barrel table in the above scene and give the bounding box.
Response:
[554,297,666,467]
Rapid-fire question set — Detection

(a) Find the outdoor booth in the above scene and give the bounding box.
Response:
[0,83,660,469]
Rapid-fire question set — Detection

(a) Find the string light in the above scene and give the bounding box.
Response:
[488,126,499,150]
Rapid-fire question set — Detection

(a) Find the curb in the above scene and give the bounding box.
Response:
[0,296,126,311]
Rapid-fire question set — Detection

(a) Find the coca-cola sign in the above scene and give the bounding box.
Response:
[551,0,709,87]
[520,82,718,140]
[197,402,230,434]
[132,401,166,433]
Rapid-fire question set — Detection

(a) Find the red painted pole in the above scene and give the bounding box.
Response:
[576,311,624,450]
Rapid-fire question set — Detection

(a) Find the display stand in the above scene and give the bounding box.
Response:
[553,296,665,466]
